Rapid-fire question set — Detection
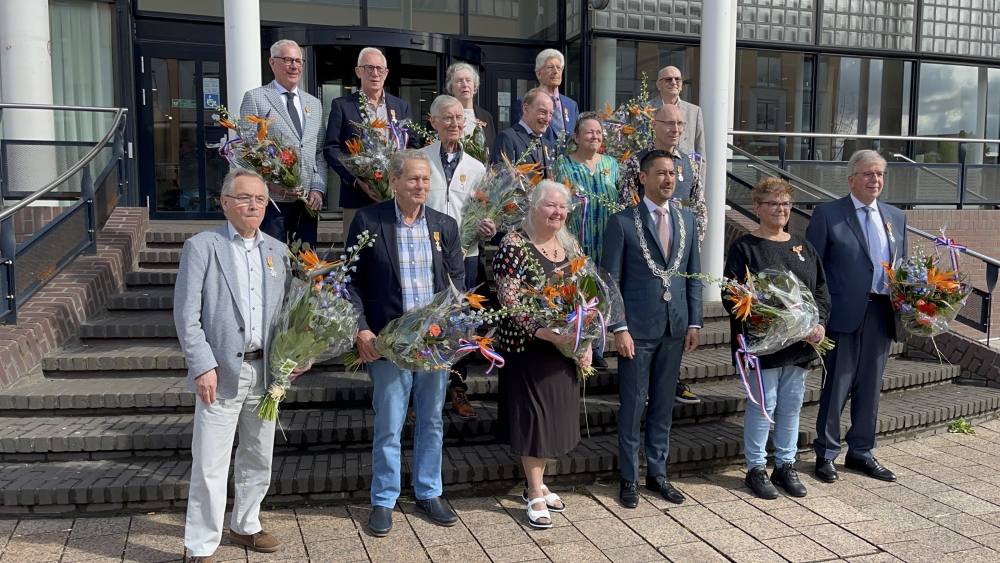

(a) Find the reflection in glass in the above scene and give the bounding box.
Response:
[468,0,558,40]
[151,58,200,212]
[260,0,361,27]
[599,41,699,108]
[369,0,460,33]
[915,63,994,164]
[136,0,223,16]
[734,50,813,160]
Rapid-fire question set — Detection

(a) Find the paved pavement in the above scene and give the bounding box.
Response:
[4,418,1000,563]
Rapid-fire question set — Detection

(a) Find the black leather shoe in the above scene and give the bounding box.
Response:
[646,476,685,504]
[415,497,458,526]
[844,456,897,482]
[771,463,807,497]
[368,506,393,537]
[814,458,838,483]
[593,356,609,370]
[745,466,779,499]
[619,479,639,508]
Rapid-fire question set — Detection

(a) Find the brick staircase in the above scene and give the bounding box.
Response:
[2,219,1000,513]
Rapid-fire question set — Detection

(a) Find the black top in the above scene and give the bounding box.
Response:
[722,233,832,369]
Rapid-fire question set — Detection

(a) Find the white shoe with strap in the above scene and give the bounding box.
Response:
[526,498,552,529]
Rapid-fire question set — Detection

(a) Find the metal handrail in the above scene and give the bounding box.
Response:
[891,152,988,203]
[0,103,127,221]
[730,130,1000,144]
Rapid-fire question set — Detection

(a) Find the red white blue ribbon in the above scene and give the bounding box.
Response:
[933,236,966,280]
[389,122,409,149]
[456,338,505,373]
[735,334,772,424]
[565,296,606,353]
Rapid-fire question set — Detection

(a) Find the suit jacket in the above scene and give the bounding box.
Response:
[420,142,487,257]
[602,203,703,340]
[489,125,555,174]
[512,93,579,146]
[174,225,289,400]
[323,91,421,208]
[347,200,465,335]
[239,83,327,199]
[805,195,908,338]
[648,97,705,157]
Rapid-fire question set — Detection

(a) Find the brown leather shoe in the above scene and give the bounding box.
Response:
[450,387,477,419]
[229,530,280,553]
[186,556,212,563]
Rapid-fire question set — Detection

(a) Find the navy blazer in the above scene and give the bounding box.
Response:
[805,195,908,338]
[346,200,465,336]
[489,125,554,175]
[323,92,421,208]
[602,203,703,340]
[512,93,579,146]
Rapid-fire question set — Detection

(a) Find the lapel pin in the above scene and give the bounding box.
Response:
[791,245,805,262]
[305,105,311,116]
[391,109,397,122]
[433,231,442,252]
[886,221,895,244]
[267,255,277,277]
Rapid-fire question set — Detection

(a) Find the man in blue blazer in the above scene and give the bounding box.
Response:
[805,150,907,484]
[511,49,579,145]
[490,88,555,175]
[346,149,465,537]
[602,150,703,508]
[324,47,420,230]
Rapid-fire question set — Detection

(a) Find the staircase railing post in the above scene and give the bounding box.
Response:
[987,262,998,344]
[0,216,16,324]
[81,164,97,256]
[778,136,787,171]
[958,142,968,210]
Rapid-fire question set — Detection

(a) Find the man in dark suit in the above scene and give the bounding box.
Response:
[602,150,703,508]
[324,47,421,230]
[511,49,579,145]
[806,150,907,484]
[490,87,554,174]
[346,149,464,537]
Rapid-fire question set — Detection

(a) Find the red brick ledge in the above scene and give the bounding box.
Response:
[905,332,1000,386]
[0,207,148,389]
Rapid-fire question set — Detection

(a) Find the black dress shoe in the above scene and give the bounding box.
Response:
[844,456,897,482]
[593,356,609,370]
[619,479,639,508]
[646,475,685,504]
[771,463,807,497]
[814,458,838,483]
[745,466,779,500]
[368,506,393,537]
[415,497,459,526]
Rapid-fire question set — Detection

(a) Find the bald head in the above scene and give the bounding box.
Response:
[656,65,684,103]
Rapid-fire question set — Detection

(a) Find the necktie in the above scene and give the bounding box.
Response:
[284,91,302,138]
[550,95,563,133]
[529,133,546,168]
[862,206,885,293]
[654,207,671,258]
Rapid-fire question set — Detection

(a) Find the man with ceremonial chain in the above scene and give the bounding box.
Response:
[601,150,703,508]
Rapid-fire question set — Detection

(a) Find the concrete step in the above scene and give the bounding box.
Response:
[79,312,177,339]
[145,220,344,248]
[106,290,174,311]
[124,269,177,287]
[4,381,999,511]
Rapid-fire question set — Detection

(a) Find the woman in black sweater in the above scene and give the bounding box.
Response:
[723,177,831,500]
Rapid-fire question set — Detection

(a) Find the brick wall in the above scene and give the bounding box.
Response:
[0,207,147,389]
[0,205,68,245]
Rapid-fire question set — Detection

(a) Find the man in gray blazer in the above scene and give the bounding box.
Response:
[805,150,906,485]
[240,39,326,248]
[175,169,311,562]
[602,150,703,509]
[648,66,705,157]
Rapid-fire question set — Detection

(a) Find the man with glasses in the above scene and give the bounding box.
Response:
[325,47,420,232]
[806,150,907,486]
[491,88,555,175]
[240,40,327,248]
[649,66,705,157]
[512,49,578,145]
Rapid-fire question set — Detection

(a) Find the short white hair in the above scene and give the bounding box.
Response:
[429,95,463,118]
[388,149,432,178]
[847,149,886,177]
[357,47,387,67]
[221,168,265,196]
[269,40,301,58]
[535,49,565,71]
[446,62,481,94]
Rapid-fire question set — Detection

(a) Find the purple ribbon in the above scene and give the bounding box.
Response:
[735,334,772,424]
[934,236,967,280]
[565,296,606,353]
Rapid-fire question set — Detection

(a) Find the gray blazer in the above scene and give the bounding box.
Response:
[648,97,705,157]
[239,82,328,198]
[174,224,290,399]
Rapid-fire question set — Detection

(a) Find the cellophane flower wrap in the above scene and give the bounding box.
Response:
[338,92,414,202]
[598,74,655,164]
[881,244,971,337]
[521,255,625,380]
[258,232,376,421]
[210,102,315,215]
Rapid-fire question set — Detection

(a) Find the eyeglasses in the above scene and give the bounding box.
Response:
[657,77,684,83]
[858,171,885,180]
[224,194,268,206]
[275,57,304,67]
[653,119,686,130]
[359,64,388,75]
[758,201,794,210]
[541,64,564,73]
[435,115,466,125]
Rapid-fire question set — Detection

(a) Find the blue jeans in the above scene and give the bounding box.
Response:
[743,364,808,469]
[366,359,448,508]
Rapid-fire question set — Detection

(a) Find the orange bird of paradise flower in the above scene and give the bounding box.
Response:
[541,285,562,308]
[927,267,962,293]
[620,149,631,163]
[464,291,488,310]
[622,125,635,135]
[880,261,896,282]
[602,102,613,118]
[345,138,362,155]
[370,117,389,129]
[299,249,336,271]
[727,289,753,321]
[246,114,276,143]
[218,116,236,130]
[570,256,587,275]
[628,106,641,116]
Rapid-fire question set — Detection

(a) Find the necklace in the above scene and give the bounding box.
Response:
[633,205,686,301]
[535,240,563,262]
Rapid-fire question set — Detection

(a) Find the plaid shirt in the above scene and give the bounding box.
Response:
[395,200,435,312]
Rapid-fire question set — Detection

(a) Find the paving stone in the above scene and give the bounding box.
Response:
[794,497,875,525]
[900,524,981,553]
[858,502,936,532]
[573,517,645,550]
[60,533,126,562]
[69,516,130,537]
[769,505,831,529]
[0,531,68,563]
[586,484,662,520]
[697,526,766,555]
[704,500,766,522]
[663,505,731,533]
[468,521,532,549]
[878,540,947,563]
[483,542,547,563]
[798,523,878,558]
[424,541,490,563]
[762,534,838,563]
[658,541,729,563]
[730,515,799,540]
[526,522,587,546]
[624,515,696,548]
[601,543,665,563]
[725,547,791,563]
[930,489,1000,516]
[541,540,610,563]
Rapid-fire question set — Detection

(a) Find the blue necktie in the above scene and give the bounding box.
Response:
[862,206,885,293]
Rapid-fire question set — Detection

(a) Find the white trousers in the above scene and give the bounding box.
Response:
[184,359,275,557]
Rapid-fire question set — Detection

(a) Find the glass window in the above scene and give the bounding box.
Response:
[260,0,361,27]
[369,0,460,33]
[592,41,700,111]
[915,62,995,163]
[734,49,813,160]
[136,0,223,17]
[815,56,912,161]
[468,0,558,40]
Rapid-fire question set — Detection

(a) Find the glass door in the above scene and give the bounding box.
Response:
[483,69,537,131]
[135,43,228,218]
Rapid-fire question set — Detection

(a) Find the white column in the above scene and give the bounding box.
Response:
[593,38,617,112]
[699,0,736,282]
[0,0,55,140]
[224,0,262,114]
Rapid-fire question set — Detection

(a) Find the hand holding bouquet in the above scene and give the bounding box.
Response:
[459,152,543,256]
[881,243,971,337]
[338,92,414,202]
[259,232,377,421]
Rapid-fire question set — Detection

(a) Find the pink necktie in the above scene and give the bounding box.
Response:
[654,207,671,256]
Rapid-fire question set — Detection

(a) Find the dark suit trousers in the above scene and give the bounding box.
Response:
[617,332,683,482]
[261,200,318,248]
[813,297,893,461]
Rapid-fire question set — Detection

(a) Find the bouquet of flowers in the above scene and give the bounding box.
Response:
[598,74,655,163]
[459,152,542,256]
[338,92,414,202]
[462,120,490,164]
[259,232,376,421]
[345,284,512,373]
[521,255,625,380]
[210,102,314,215]
[881,243,971,337]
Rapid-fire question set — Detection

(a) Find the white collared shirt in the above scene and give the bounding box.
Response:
[850,193,890,293]
[518,121,536,137]
[272,80,304,127]
[226,221,265,351]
